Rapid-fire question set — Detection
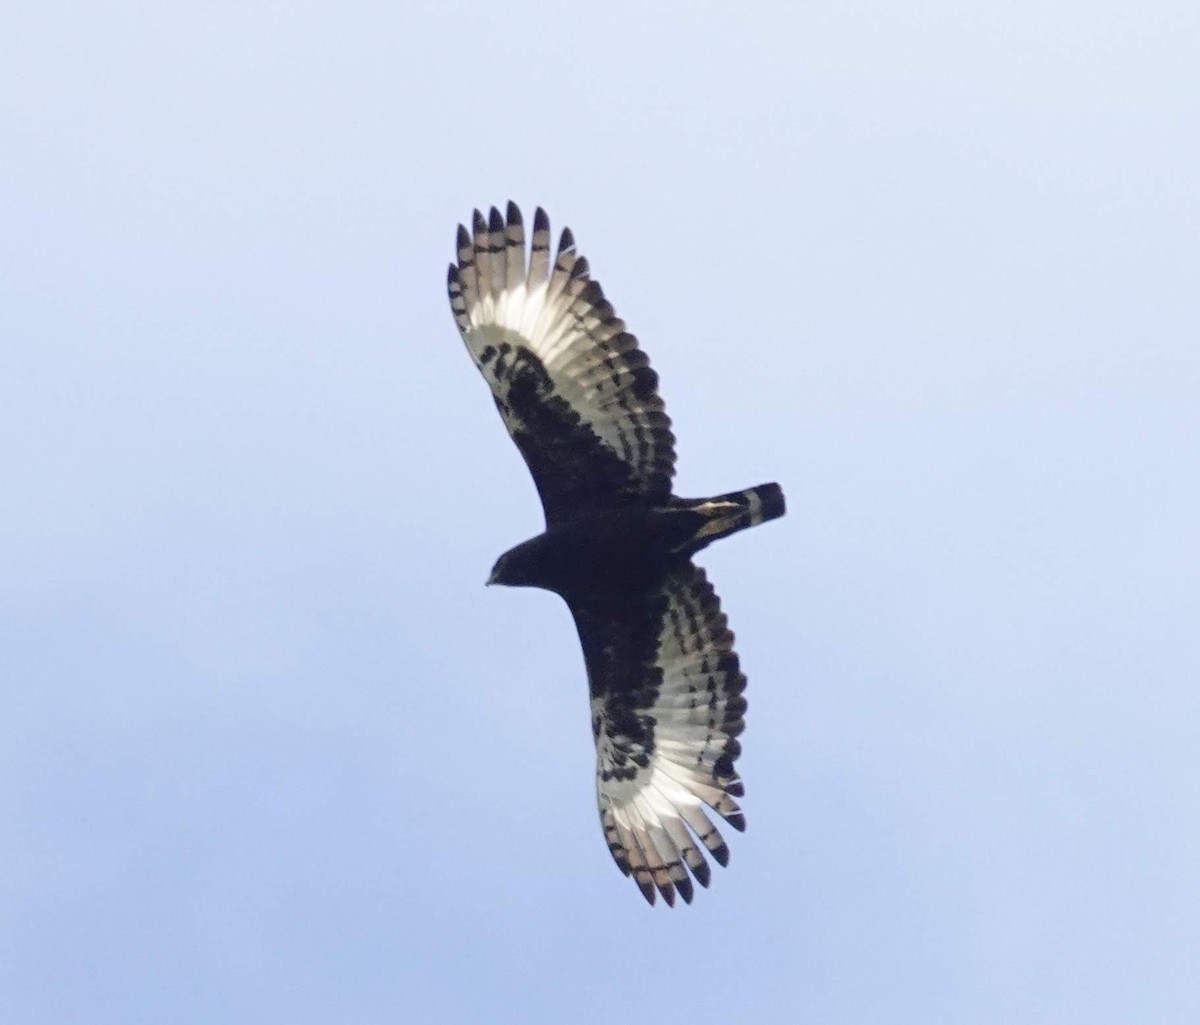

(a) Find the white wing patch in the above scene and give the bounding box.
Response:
[593,565,747,906]
[447,204,675,518]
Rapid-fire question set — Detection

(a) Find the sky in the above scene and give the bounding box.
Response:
[2,2,1198,1022]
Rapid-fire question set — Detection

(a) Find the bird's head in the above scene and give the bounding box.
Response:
[486,540,543,588]
[485,555,510,587]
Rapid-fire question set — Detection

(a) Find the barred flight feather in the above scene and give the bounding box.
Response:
[585,565,747,906]
[448,203,676,523]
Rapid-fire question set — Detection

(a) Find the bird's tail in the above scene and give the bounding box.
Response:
[671,483,786,554]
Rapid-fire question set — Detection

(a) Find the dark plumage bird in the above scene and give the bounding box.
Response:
[447,204,785,906]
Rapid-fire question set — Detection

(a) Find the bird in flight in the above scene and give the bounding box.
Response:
[447,204,785,905]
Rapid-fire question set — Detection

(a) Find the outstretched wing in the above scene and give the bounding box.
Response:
[569,562,747,906]
[447,203,676,524]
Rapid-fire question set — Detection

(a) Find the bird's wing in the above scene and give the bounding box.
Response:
[568,562,747,906]
[448,203,676,524]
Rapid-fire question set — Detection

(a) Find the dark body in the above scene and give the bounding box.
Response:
[491,504,722,596]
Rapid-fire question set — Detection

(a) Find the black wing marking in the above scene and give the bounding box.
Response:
[447,203,676,524]
[569,563,747,906]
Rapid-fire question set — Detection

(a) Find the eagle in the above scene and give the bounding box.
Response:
[447,204,785,906]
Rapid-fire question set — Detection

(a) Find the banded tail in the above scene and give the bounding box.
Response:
[671,483,786,555]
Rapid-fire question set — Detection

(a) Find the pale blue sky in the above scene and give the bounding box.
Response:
[2,3,1198,1022]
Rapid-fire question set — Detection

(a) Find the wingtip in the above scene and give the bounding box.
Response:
[675,875,695,905]
[636,876,656,905]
